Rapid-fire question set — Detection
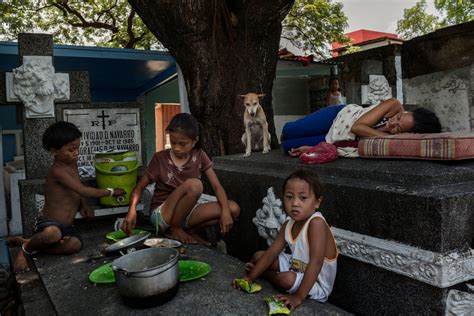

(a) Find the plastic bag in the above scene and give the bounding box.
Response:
[299,142,337,164]
[234,278,262,293]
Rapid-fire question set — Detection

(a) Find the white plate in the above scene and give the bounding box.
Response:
[143,238,182,248]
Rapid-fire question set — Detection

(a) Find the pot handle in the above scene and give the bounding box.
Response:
[119,259,178,279]
[113,266,131,277]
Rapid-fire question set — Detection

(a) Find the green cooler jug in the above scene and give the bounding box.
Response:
[94,150,138,206]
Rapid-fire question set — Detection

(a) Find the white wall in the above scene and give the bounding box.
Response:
[403,67,471,132]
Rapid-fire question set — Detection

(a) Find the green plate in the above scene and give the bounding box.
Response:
[178,260,211,282]
[88,260,210,284]
[89,262,115,284]
[105,229,147,242]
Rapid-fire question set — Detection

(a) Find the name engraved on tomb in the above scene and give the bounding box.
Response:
[63,108,142,167]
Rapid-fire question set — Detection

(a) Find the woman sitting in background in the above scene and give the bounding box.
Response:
[281,98,441,156]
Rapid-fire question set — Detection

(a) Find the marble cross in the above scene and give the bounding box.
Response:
[5,56,70,118]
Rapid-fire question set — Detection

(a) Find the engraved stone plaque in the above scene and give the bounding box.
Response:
[63,108,142,167]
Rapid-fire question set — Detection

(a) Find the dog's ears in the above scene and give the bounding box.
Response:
[238,93,265,99]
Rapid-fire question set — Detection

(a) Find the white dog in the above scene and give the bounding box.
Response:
[240,93,271,157]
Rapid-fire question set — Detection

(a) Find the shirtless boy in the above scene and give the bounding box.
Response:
[11,121,125,273]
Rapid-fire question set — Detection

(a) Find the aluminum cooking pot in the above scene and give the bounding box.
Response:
[104,232,150,255]
[112,247,179,308]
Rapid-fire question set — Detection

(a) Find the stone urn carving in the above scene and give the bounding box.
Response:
[252,187,287,246]
[361,75,392,105]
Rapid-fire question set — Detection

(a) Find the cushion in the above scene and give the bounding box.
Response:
[358,132,474,160]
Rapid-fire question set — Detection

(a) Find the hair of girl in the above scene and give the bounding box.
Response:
[166,113,202,149]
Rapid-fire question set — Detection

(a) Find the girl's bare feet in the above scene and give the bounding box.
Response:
[166,227,197,244]
[188,232,211,246]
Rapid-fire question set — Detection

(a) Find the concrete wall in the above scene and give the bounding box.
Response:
[401,21,473,132]
[332,21,473,132]
[332,44,401,105]
[272,77,309,141]
[403,67,471,132]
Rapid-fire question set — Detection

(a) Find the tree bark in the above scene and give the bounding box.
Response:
[129,0,294,157]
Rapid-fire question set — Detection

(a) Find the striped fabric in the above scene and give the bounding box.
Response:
[358,132,474,160]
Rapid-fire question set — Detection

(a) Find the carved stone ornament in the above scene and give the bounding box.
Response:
[334,227,474,288]
[5,56,70,118]
[253,187,474,288]
[361,75,392,105]
[446,289,474,315]
[252,187,287,246]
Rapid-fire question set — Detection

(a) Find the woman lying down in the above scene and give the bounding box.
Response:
[281,98,441,156]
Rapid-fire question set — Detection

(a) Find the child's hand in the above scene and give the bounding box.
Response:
[80,206,94,218]
[113,188,126,196]
[275,293,303,311]
[121,212,136,235]
[244,261,255,274]
[219,210,233,234]
[288,146,311,157]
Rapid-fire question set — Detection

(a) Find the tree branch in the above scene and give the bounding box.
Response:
[125,8,137,48]
[54,2,118,32]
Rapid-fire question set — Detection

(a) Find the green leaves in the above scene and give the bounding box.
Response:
[397,0,473,40]
[435,0,474,26]
[281,0,349,59]
[396,0,439,39]
[0,0,162,49]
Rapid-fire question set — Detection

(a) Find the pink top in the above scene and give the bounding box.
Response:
[146,149,213,209]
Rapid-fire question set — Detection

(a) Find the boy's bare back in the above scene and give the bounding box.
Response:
[41,161,82,227]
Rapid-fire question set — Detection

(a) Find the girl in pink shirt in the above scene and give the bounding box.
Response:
[121,113,240,244]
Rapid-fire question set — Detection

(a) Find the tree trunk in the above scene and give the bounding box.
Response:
[129,0,294,157]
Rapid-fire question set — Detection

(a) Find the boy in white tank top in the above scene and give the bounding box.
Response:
[233,170,338,311]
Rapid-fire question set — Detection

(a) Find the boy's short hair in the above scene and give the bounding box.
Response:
[282,169,322,198]
[42,121,82,151]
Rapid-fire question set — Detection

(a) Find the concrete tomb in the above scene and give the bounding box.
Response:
[0,33,145,236]
[210,151,474,315]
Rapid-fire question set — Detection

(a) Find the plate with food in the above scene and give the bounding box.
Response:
[105,229,148,242]
[143,237,182,248]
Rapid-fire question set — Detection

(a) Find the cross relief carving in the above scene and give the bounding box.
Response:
[6,56,70,118]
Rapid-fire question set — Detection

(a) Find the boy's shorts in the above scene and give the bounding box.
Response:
[150,195,215,234]
[33,216,82,244]
[278,252,327,302]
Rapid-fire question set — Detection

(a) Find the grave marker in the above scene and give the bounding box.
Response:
[63,108,142,167]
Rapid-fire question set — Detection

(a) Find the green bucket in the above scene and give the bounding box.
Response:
[94,150,138,207]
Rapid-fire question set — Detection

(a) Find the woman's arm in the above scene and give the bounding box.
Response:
[351,98,404,138]
[205,167,233,234]
[121,174,152,235]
